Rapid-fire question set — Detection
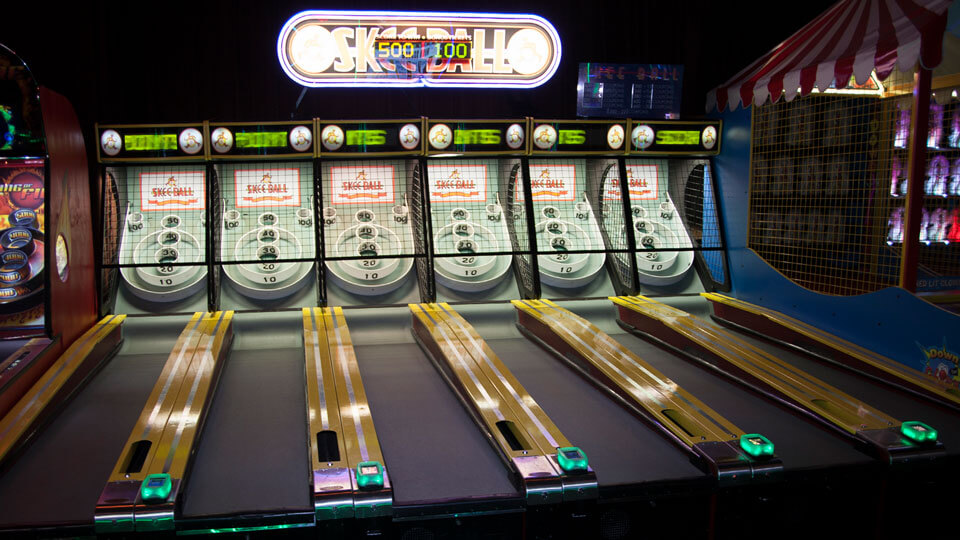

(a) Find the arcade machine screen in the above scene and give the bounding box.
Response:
[211,123,317,308]
[0,58,47,335]
[0,159,45,333]
[319,120,426,305]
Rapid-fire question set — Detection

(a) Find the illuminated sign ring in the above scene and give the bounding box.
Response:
[277,10,561,88]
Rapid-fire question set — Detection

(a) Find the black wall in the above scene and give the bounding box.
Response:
[5,1,835,147]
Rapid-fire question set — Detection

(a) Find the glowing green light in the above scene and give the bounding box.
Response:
[655,130,700,145]
[346,130,386,145]
[356,461,384,490]
[558,130,586,145]
[181,523,311,535]
[139,473,172,503]
[124,134,177,151]
[454,129,501,145]
[556,446,588,473]
[235,131,287,149]
[901,421,938,444]
[739,433,775,458]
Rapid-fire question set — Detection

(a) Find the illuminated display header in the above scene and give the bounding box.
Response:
[426,120,526,155]
[277,10,561,88]
[98,125,206,161]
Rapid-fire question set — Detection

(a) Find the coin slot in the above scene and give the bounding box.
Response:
[121,440,153,474]
[317,431,341,463]
[495,420,531,452]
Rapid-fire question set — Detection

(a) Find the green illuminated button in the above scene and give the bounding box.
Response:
[356,461,384,490]
[901,421,938,444]
[739,434,775,459]
[140,473,172,503]
[556,446,589,473]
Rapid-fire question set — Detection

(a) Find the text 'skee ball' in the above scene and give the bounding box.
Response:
[8,173,44,210]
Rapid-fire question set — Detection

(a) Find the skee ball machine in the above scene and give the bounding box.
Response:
[423,119,525,301]
[98,122,211,315]
[318,119,427,306]
[209,121,317,309]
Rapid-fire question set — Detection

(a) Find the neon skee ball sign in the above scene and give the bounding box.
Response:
[277,10,561,88]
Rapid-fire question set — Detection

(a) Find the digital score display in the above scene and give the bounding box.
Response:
[629,121,721,155]
[425,121,526,155]
[374,38,472,63]
[319,121,422,155]
[655,131,700,145]
[278,11,560,88]
[124,134,177,151]
[347,130,387,145]
[529,121,627,154]
[99,125,206,161]
[235,131,287,149]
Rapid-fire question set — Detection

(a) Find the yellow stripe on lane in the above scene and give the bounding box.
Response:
[105,313,205,484]
[303,307,348,469]
[702,292,960,407]
[324,307,385,468]
[514,299,742,447]
[433,302,572,456]
[0,315,125,463]
[617,296,899,434]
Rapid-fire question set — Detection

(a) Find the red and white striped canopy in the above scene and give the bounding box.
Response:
[707,0,952,112]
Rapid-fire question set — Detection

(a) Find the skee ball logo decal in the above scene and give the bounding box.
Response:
[330,166,396,205]
[235,168,302,208]
[140,171,205,211]
[427,164,487,203]
[277,10,561,88]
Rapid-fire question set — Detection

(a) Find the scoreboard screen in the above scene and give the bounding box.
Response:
[374,39,472,62]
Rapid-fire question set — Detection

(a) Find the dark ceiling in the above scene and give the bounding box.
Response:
[5,1,837,132]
